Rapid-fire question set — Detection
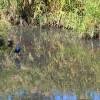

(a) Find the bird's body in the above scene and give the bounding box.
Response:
[14,44,21,53]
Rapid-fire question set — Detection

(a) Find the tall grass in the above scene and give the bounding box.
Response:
[0,8,11,32]
[1,0,100,37]
[0,9,12,53]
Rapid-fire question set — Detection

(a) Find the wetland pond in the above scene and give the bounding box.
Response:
[0,26,100,100]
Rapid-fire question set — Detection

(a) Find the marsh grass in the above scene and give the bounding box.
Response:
[0,9,12,53]
[1,0,100,37]
[0,10,11,34]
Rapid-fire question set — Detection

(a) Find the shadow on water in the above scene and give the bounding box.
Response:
[1,26,100,99]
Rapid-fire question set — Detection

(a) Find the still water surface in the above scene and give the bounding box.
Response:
[0,26,100,100]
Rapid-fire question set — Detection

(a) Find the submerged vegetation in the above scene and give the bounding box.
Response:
[0,0,100,38]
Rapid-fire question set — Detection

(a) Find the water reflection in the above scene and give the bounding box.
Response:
[1,27,100,99]
[14,57,21,69]
[0,90,99,100]
[1,90,77,100]
[51,92,77,100]
[0,95,3,100]
[0,36,4,47]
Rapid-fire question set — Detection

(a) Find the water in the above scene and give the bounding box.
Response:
[0,26,100,100]
[1,90,100,100]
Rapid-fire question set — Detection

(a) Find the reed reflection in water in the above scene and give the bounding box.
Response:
[0,26,100,100]
[14,57,21,69]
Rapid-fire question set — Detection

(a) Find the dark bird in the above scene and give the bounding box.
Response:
[14,43,21,54]
[0,36,4,47]
[8,38,14,48]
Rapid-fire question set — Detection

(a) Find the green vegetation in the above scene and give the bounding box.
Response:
[0,0,100,98]
[0,10,11,53]
[0,0,100,37]
[0,11,11,35]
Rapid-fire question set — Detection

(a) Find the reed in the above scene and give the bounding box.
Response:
[1,0,100,37]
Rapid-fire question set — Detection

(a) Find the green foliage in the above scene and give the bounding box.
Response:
[0,19,11,35]
[0,0,11,9]
[82,0,100,35]
[0,0,6,9]
[0,13,12,52]
[0,0,100,37]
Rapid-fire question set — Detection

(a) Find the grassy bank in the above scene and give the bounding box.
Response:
[0,9,12,53]
[0,9,11,35]
[0,0,100,38]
